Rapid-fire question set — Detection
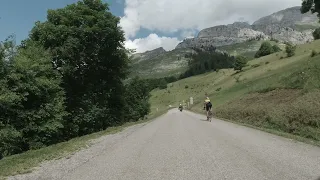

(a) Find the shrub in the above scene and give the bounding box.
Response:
[251,64,260,68]
[255,41,274,58]
[123,77,151,122]
[158,79,167,89]
[311,50,318,57]
[0,43,67,157]
[185,85,189,89]
[0,126,23,158]
[313,28,320,40]
[285,43,297,57]
[272,45,282,52]
[234,55,248,71]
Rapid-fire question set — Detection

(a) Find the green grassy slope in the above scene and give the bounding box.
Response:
[217,40,263,59]
[217,40,282,60]
[129,48,192,78]
[150,40,320,142]
[129,40,282,79]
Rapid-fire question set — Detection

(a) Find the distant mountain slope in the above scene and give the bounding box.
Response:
[129,48,194,78]
[177,6,318,49]
[128,6,319,79]
[131,47,166,64]
[252,6,319,34]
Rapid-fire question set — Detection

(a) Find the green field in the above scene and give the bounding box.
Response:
[150,40,320,142]
[217,40,263,60]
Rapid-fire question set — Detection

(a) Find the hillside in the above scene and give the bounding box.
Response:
[129,6,319,79]
[149,40,320,141]
[129,48,193,78]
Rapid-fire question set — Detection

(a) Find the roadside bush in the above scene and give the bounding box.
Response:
[0,126,23,158]
[124,77,151,122]
[0,42,67,156]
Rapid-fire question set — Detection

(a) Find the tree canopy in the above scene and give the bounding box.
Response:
[301,0,320,19]
[255,41,281,58]
[234,55,248,71]
[28,0,129,137]
[0,0,152,158]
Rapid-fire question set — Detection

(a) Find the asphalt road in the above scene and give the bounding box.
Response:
[10,109,320,180]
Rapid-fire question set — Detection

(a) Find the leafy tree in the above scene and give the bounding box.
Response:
[28,0,129,137]
[272,45,282,52]
[0,42,66,157]
[124,77,151,121]
[0,35,16,78]
[313,28,320,40]
[301,0,320,39]
[255,41,274,58]
[234,55,248,71]
[164,76,178,83]
[301,0,320,20]
[285,43,297,57]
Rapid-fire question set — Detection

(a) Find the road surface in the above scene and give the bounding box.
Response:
[10,109,320,180]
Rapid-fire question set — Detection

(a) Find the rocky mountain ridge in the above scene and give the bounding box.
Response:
[129,6,319,78]
[131,47,166,64]
[176,6,318,49]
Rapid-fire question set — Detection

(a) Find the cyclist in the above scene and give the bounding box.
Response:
[178,104,183,111]
[203,97,212,120]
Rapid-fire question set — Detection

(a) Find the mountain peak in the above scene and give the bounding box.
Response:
[145,47,166,53]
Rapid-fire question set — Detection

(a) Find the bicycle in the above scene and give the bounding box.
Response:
[203,106,213,122]
[207,109,213,122]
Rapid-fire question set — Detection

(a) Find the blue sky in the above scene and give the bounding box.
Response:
[0,0,125,43]
[0,0,302,53]
[0,0,180,45]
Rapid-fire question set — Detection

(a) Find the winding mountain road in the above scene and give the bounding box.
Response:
[10,109,320,180]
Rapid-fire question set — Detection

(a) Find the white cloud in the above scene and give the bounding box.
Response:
[120,0,302,39]
[124,34,181,53]
[180,29,197,39]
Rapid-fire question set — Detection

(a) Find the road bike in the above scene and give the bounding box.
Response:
[207,109,213,122]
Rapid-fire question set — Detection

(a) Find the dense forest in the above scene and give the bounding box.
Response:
[0,0,151,159]
[179,48,235,79]
[142,48,237,91]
